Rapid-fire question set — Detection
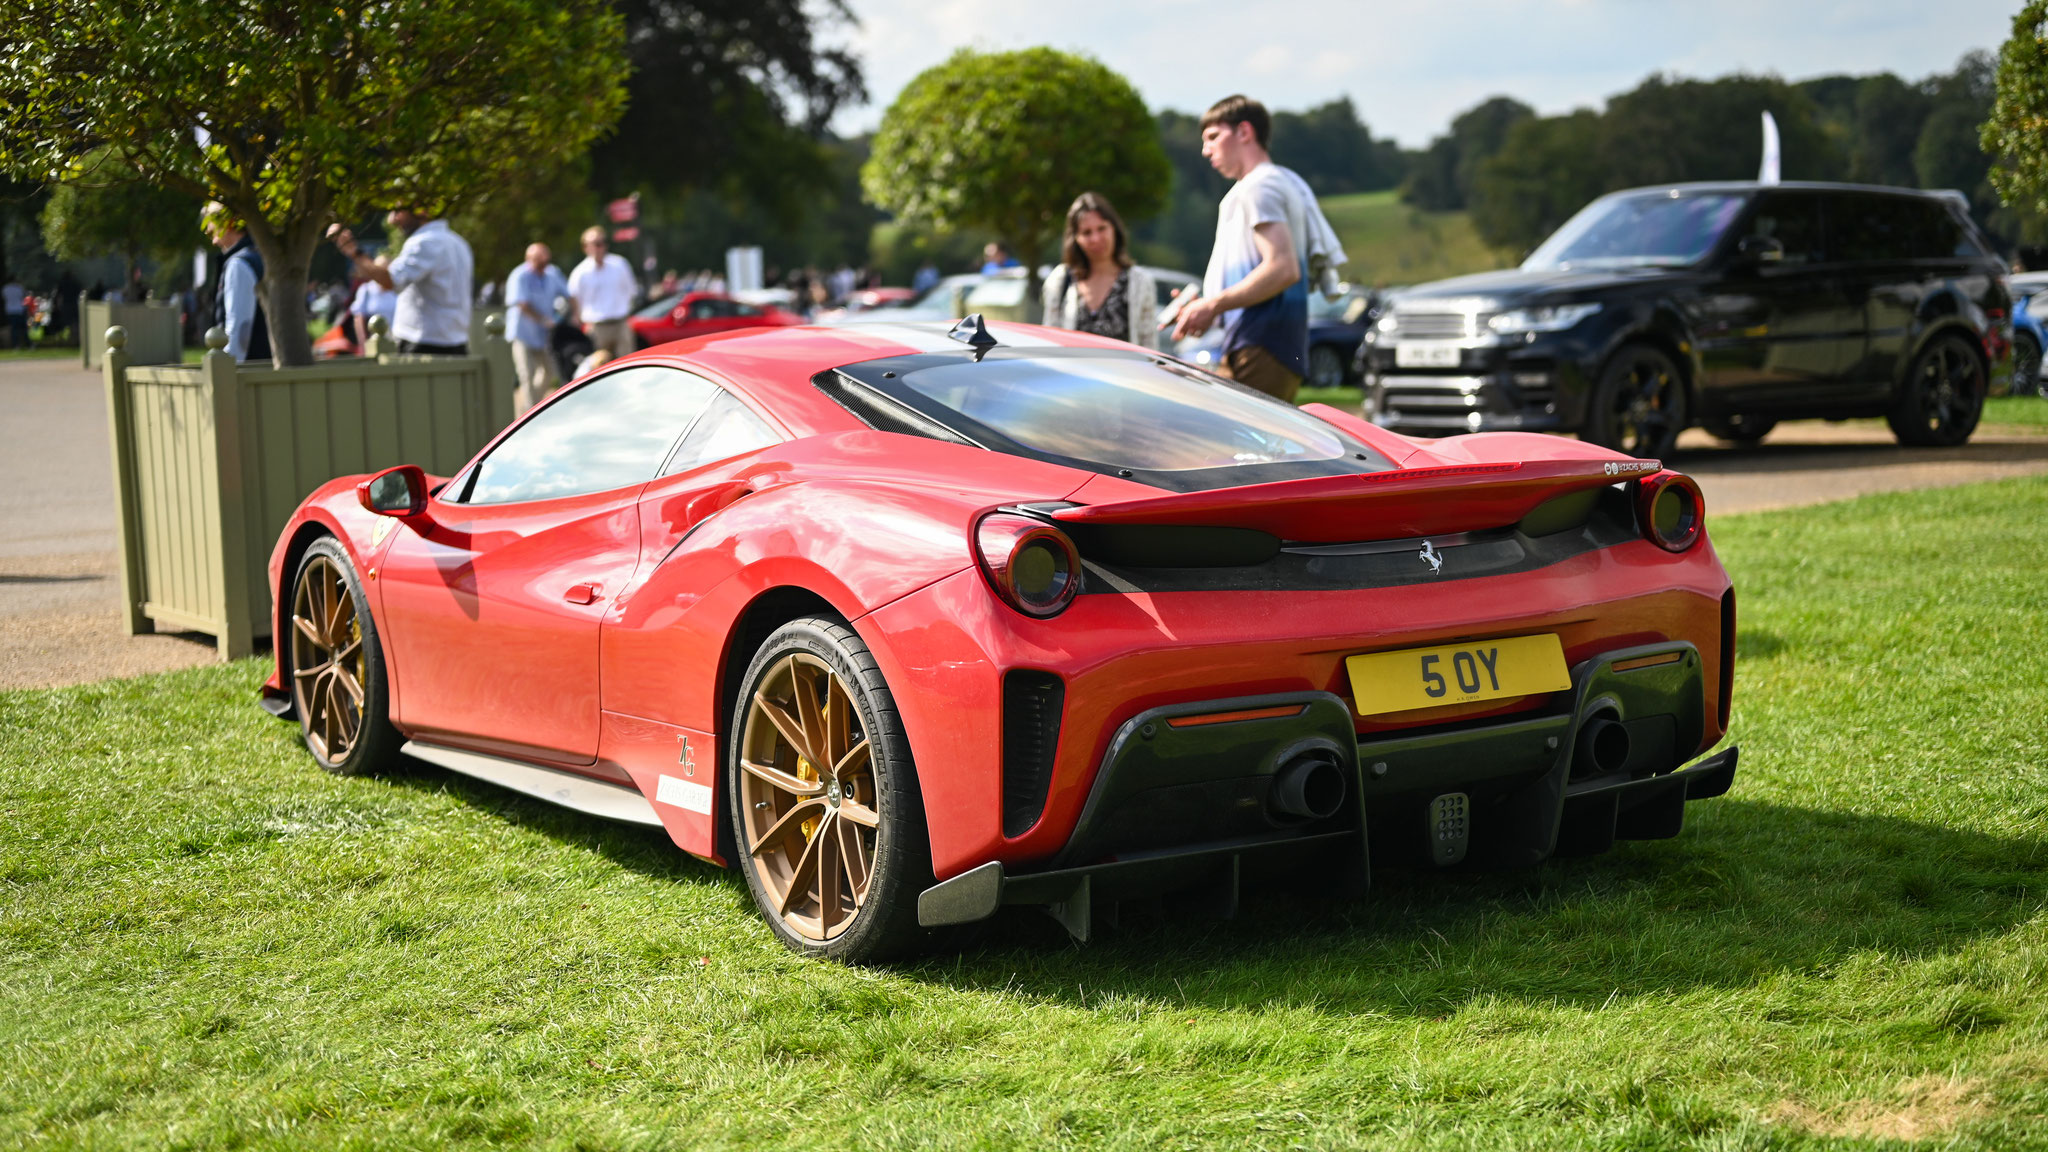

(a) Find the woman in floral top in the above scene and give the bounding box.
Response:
[1039,192,1159,349]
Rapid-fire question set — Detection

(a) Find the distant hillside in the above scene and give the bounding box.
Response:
[1322,190,1510,288]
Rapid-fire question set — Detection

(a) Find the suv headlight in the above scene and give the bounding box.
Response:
[1374,312,1399,334]
[1487,303,1601,335]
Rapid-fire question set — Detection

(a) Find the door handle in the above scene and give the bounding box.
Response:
[563,582,602,605]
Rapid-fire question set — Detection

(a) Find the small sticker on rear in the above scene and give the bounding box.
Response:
[1604,461,1659,475]
[657,774,713,814]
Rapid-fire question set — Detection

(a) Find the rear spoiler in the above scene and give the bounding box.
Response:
[1050,458,1664,543]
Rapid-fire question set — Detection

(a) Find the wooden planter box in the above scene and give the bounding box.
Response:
[81,298,183,369]
[101,321,516,657]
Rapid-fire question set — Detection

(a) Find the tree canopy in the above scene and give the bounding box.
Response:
[0,0,627,364]
[1985,5,2048,224]
[863,48,1170,306]
[39,151,200,288]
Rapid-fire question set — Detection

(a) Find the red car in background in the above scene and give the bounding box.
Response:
[260,318,1739,963]
[628,291,801,348]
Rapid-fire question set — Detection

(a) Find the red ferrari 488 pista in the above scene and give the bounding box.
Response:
[262,316,1738,962]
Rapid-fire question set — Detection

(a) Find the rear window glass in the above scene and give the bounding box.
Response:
[1828,194,1967,262]
[882,353,1364,473]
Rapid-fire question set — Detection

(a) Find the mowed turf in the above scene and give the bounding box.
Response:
[4,478,2047,1150]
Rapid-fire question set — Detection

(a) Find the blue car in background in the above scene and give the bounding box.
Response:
[1172,285,1382,390]
[2009,272,2048,396]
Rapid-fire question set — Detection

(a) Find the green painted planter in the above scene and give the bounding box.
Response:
[81,298,183,369]
[101,318,516,657]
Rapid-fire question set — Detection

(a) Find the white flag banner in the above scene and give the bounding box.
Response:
[1759,111,1781,185]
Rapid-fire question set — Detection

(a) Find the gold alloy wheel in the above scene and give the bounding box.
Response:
[290,554,367,764]
[739,652,880,943]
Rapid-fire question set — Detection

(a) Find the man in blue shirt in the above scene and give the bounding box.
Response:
[504,243,567,414]
[202,202,270,363]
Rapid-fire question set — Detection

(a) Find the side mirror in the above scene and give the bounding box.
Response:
[672,306,691,325]
[357,464,429,518]
[1736,235,1785,265]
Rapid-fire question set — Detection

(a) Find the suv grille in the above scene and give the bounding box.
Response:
[1395,310,1485,340]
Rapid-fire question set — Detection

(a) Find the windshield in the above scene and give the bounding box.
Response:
[1523,191,1748,271]
[634,293,683,321]
[881,353,1372,473]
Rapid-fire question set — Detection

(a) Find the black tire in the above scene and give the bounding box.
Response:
[1700,414,1777,446]
[728,616,932,963]
[2012,332,2041,398]
[1584,344,1689,459]
[1308,345,1347,390]
[1887,333,1986,447]
[287,538,403,776]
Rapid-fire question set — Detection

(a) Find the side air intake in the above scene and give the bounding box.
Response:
[1002,670,1066,837]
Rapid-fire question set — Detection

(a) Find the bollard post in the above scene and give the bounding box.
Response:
[482,312,516,433]
[364,313,392,361]
[201,327,253,658]
[100,326,149,635]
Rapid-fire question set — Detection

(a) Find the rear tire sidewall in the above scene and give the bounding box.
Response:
[290,537,402,776]
[1585,344,1688,459]
[2014,333,2041,398]
[1308,345,1345,390]
[728,616,931,963]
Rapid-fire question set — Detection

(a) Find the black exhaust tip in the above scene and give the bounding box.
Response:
[1572,715,1632,779]
[1269,751,1346,822]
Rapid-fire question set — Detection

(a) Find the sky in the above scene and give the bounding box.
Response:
[825,0,2020,146]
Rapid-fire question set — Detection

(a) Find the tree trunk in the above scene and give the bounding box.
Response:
[246,212,328,367]
[1012,229,1044,324]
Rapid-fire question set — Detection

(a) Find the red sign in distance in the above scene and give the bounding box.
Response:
[612,226,641,243]
[607,197,639,224]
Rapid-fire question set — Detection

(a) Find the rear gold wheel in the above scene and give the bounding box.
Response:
[730,617,929,962]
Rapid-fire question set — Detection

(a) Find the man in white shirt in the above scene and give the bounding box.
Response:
[1172,94,1318,402]
[327,211,475,355]
[569,226,638,360]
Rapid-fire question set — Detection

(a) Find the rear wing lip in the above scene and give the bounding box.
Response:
[1049,458,1665,543]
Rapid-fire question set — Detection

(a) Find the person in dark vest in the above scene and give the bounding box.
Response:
[202,202,270,363]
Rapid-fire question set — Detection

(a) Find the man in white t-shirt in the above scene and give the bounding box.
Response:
[568,227,638,360]
[349,255,397,348]
[328,211,475,355]
[1172,94,1315,402]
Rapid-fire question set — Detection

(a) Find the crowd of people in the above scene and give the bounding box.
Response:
[10,91,1338,409]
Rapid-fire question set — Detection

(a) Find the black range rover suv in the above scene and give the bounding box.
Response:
[1361,182,2011,456]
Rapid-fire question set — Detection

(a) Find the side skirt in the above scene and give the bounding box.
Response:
[401,740,664,827]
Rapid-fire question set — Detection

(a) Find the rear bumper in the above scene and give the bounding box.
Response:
[918,640,1736,933]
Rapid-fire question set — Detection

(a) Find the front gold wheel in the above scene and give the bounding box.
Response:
[739,652,881,943]
[287,539,399,776]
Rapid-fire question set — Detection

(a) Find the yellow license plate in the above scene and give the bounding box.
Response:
[1345,634,1570,716]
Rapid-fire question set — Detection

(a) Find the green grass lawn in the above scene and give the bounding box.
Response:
[1985,395,2048,430]
[5,478,2048,1149]
[1321,190,1511,288]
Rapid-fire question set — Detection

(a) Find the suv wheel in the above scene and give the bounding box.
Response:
[1585,344,1688,459]
[2012,332,2042,398]
[1308,345,1347,390]
[1887,334,1985,447]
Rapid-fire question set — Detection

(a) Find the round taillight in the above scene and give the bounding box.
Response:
[1637,472,1704,552]
[974,513,1081,617]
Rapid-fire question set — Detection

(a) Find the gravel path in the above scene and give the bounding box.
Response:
[4,356,2045,690]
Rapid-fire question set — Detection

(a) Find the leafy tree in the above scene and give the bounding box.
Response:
[592,0,863,222]
[1468,111,1606,254]
[39,151,200,291]
[863,48,1170,309]
[0,0,626,365]
[1271,99,1405,195]
[1401,97,1533,211]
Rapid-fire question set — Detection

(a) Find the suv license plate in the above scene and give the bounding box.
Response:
[1346,634,1570,716]
[1394,341,1462,369]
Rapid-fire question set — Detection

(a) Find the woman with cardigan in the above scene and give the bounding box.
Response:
[1039,192,1159,348]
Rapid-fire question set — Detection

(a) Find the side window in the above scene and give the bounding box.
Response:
[463,366,718,503]
[662,390,780,476]
[686,299,715,320]
[1742,193,1824,266]
[1829,195,1959,262]
[733,302,763,317]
